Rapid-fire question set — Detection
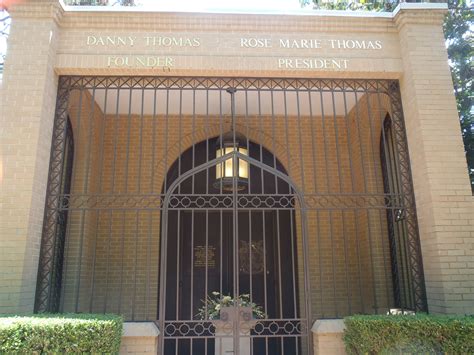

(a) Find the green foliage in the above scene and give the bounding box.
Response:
[0,313,123,353]
[300,0,473,192]
[300,0,400,12]
[343,314,474,354]
[444,0,473,192]
[196,292,266,320]
[63,0,135,5]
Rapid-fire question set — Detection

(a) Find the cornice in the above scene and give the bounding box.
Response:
[394,6,447,31]
[6,1,449,34]
[8,1,64,25]
[59,11,397,34]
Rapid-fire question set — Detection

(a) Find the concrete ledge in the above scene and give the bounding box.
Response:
[120,322,159,354]
[312,319,346,355]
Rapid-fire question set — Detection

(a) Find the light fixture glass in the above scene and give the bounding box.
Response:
[214,88,249,191]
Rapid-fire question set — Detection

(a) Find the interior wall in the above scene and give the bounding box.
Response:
[61,90,396,320]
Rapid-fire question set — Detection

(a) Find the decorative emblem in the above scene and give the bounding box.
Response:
[239,240,264,274]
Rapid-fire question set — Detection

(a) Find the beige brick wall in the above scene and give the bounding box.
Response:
[119,322,159,354]
[396,9,474,314]
[0,0,62,314]
[1,0,472,322]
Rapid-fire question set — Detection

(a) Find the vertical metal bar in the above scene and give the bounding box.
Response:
[205,89,210,195]
[158,202,170,355]
[270,89,278,192]
[159,88,170,354]
[258,89,264,193]
[288,192,298,318]
[192,89,196,192]
[315,209,324,317]
[75,84,96,313]
[365,90,391,311]
[292,86,314,350]
[301,205,314,355]
[270,88,286,352]
[245,89,251,195]
[64,86,84,313]
[295,89,306,199]
[308,89,324,317]
[189,208,194,354]
[353,90,379,312]
[190,88,196,330]
[379,106,402,309]
[245,88,254,355]
[319,87,338,316]
[218,89,224,194]
[175,215,179,353]
[175,90,184,324]
[231,88,240,355]
[131,87,145,321]
[89,85,108,313]
[319,88,331,194]
[163,89,170,194]
[219,89,224,299]
[146,87,158,321]
[83,85,96,193]
[245,88,252,301]
[330,90,351,314]
[104,85,120,314]
[342,88,365,313]
[308,89,319,194]
[248,210,253,301]
[158,87,172,355]
[260,91,275,355]
[118,87,133,315]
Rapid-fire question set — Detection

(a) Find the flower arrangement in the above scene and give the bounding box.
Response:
[196,291,266,320]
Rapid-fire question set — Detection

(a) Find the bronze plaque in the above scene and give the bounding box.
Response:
[194,245,216,269]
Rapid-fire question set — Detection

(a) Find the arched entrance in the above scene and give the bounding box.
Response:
[158,137,311,354]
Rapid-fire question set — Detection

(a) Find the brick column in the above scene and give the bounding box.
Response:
[396,6,474,314]
[0,0,62,313]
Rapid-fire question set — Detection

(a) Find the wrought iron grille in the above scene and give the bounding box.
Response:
[35,76,427,354]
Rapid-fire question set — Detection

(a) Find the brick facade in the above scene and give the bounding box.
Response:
[0,0,472,350]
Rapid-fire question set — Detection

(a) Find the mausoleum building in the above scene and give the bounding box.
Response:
[1,1,473,354]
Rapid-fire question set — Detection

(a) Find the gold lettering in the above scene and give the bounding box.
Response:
[329,39,382,50]
[277,58,349,70]
[136,56,146,66]
[146,36,200,47]
[240,38,272,48]
[279,39,290,48]
[86,36,96,45]
[87,36,136,46]
[116,37,126,46]
[279,38,322,49]
[107,56,175,68]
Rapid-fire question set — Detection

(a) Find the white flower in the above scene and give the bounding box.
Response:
[215,304,221,311]
[222,296,232,302]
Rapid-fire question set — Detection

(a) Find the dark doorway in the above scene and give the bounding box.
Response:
[161,137,300,354]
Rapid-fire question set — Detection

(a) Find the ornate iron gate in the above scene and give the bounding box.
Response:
[35,77,427,355]
[158,100,312,353]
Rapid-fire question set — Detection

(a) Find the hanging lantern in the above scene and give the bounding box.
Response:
[214,88,249,191]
